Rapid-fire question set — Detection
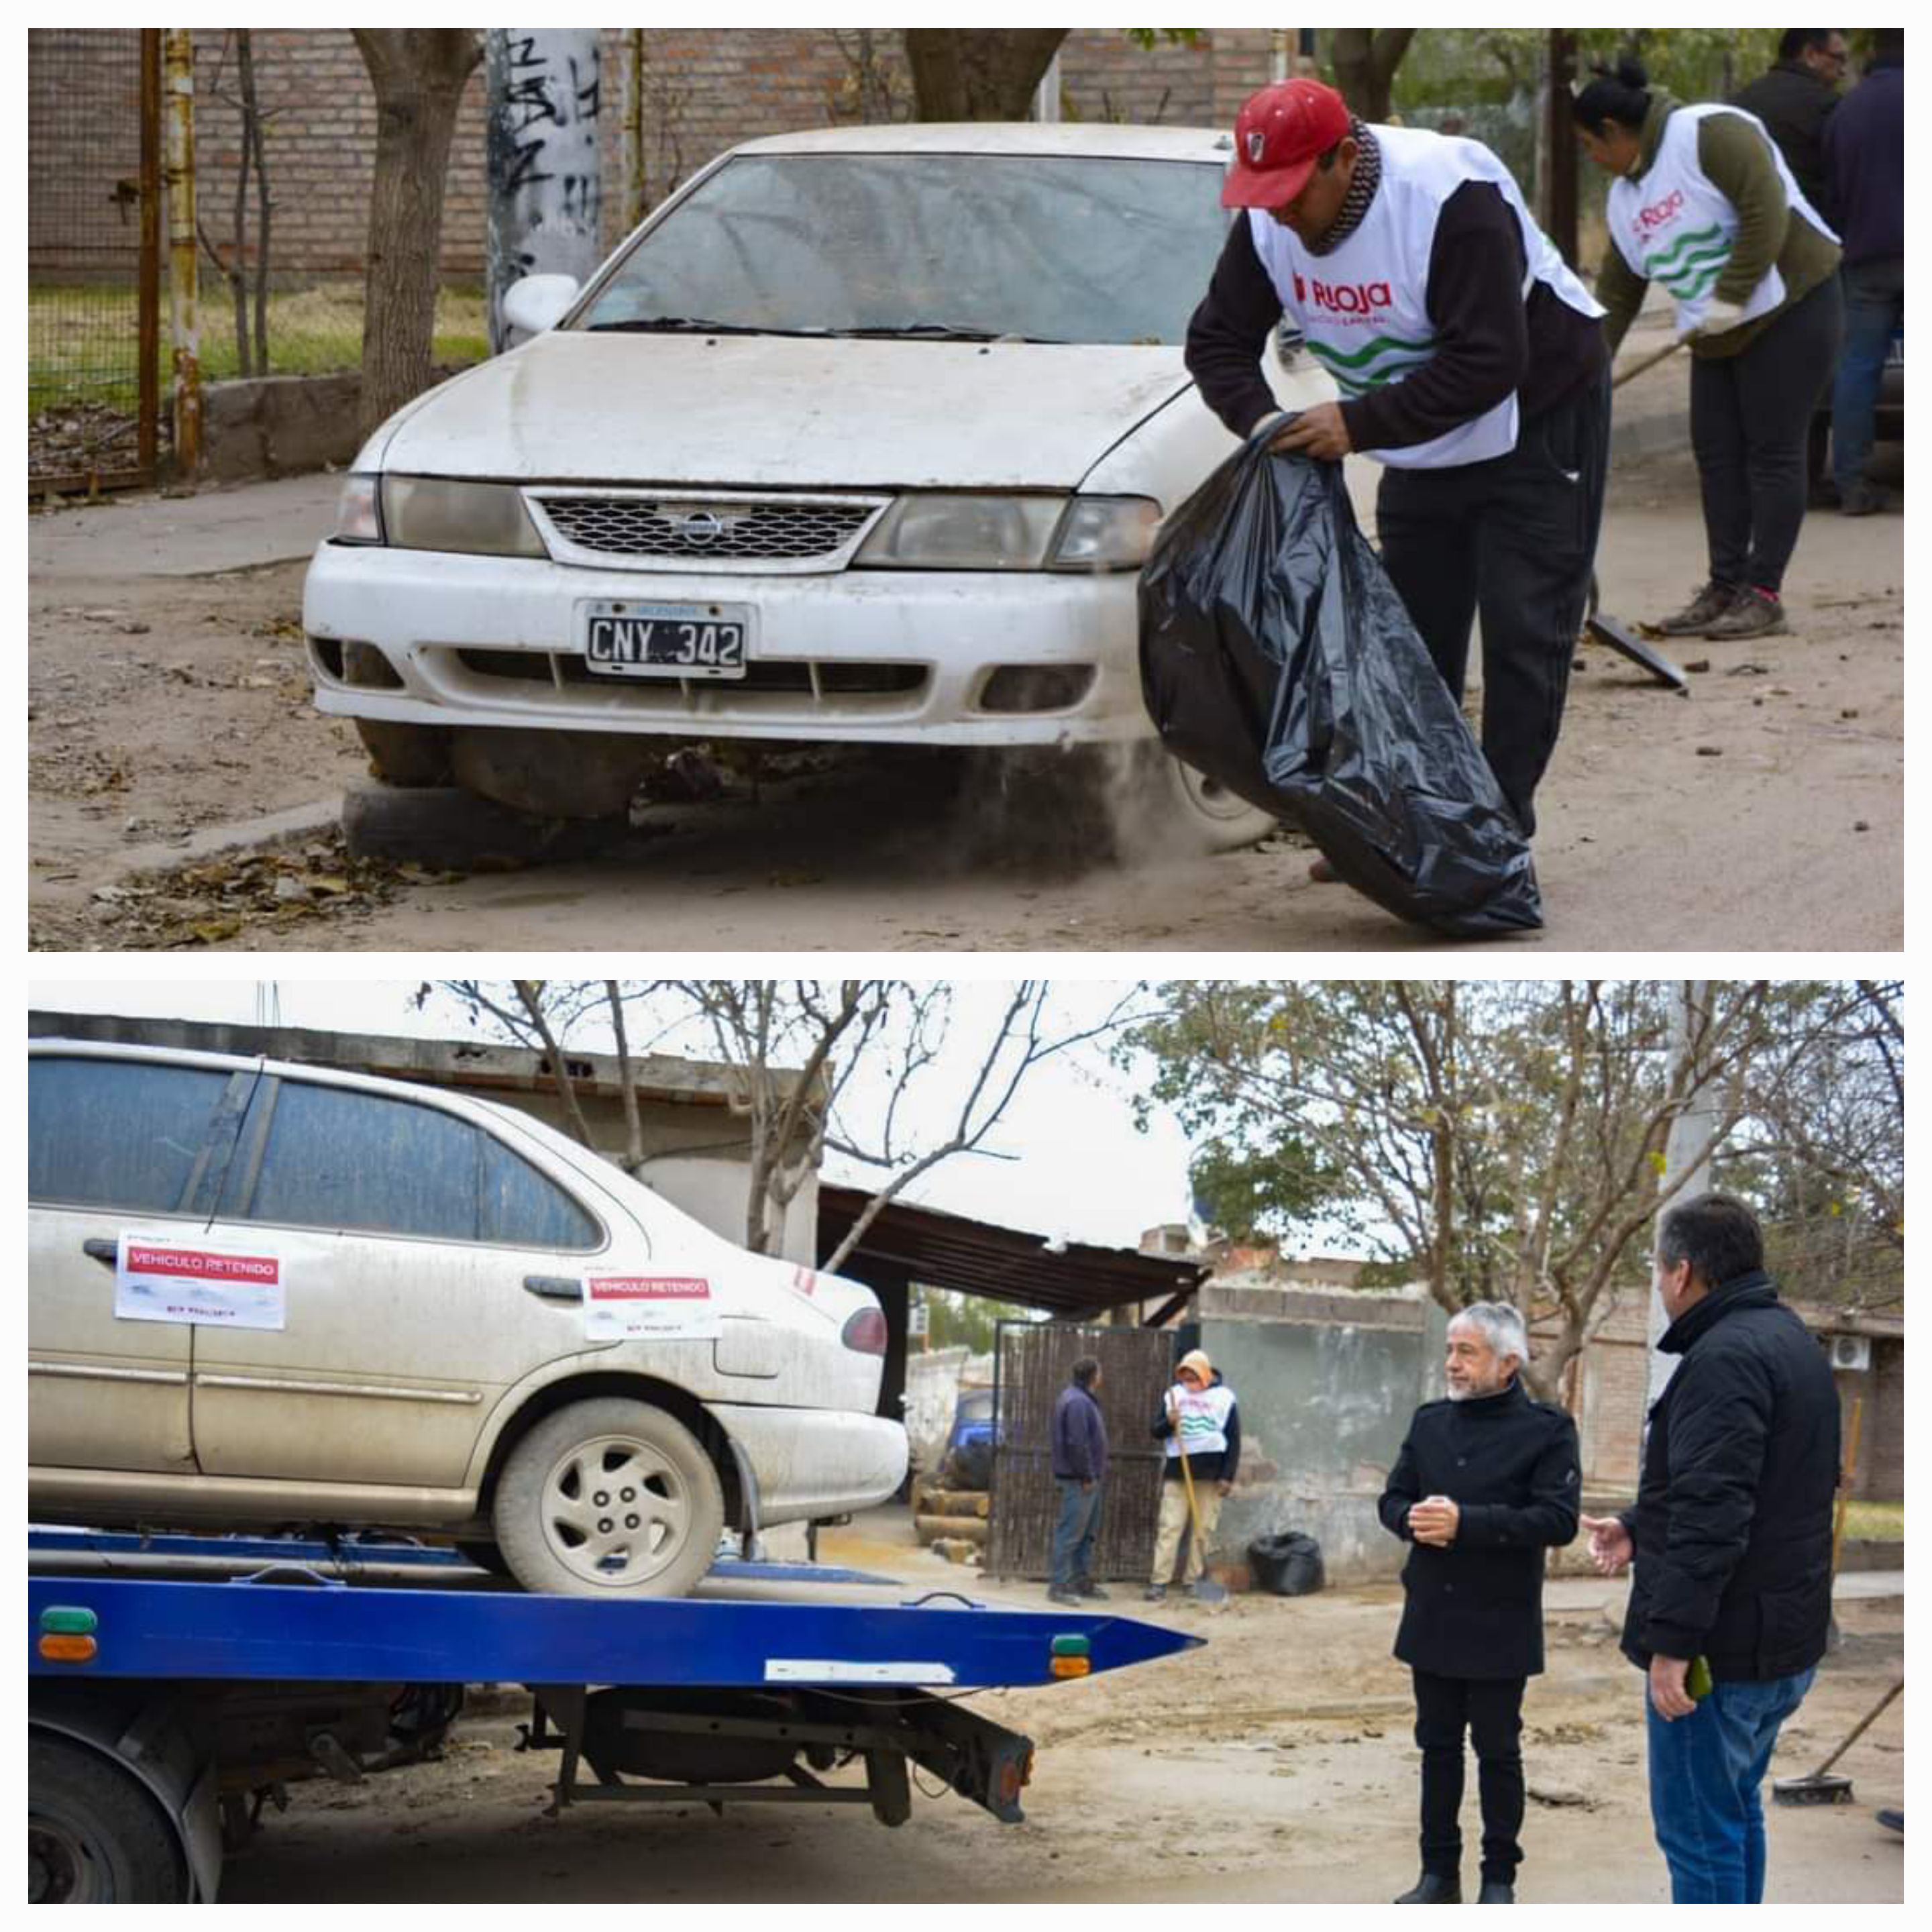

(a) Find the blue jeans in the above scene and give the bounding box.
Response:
[1050,1477,1102,1593]
[1831,258,1904,494]
[1646,1668,1815,1902]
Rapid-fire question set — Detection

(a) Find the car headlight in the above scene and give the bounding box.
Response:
[378,476,547,557]
[854,494,1066,570]
[1049,496,1163,572]
[331,473,383,543]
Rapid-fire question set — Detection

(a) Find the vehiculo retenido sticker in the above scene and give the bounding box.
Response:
[584,1274,719,1341]
[115,1233,286,1330]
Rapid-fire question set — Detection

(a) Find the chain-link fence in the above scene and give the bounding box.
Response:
[28,28,162,491]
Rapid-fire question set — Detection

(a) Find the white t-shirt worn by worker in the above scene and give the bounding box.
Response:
[1605,103,1837,337]
[1247,123,1603,470]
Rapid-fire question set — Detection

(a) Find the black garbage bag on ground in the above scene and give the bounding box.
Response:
[1248,1531,1326,1597]
[1138,431,1544,936]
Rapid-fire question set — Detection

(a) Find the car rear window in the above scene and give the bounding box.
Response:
[28,1056,233,1214]
[229,1080,600,1250]
[580,151,1228,347]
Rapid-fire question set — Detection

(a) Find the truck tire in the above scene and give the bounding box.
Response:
[354,718,453,788]
[492,1399,726,1599]
[30,1737,188,1903]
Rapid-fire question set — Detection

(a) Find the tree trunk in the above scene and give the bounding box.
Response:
[1328,28,1416,121]
[354,30,483,438]
[904,30,1067,121]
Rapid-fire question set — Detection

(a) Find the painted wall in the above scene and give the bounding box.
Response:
[1199,1286,1449,1585]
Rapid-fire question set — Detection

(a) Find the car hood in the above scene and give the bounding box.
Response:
[374,332,1195,490]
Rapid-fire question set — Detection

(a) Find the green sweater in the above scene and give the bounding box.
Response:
[1595,90,1841,360]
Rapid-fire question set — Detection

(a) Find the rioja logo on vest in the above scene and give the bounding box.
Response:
[1631,187,1687,241]
[1294,271,1394,317]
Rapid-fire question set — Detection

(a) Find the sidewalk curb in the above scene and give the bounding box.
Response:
[112,797,345,878]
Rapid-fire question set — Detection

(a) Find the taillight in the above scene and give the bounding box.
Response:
[841,1306,888,1355]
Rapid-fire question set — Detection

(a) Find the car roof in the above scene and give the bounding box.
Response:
[729,122,1231,166]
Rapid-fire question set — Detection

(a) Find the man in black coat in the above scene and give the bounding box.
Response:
[1731,30,1848,216]
[1379,1303,1581,1904]
[1581,1193,1840,1903]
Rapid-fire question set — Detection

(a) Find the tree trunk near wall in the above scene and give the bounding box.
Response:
[904,30,1068,121]
[354,30,484,438]
[1328,29,1415,121]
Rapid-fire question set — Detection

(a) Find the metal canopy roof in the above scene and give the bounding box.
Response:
[817,1183,1207,1318]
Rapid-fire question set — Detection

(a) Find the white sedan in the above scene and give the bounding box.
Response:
[28,1040,907,1598]
[303,122,1341,845]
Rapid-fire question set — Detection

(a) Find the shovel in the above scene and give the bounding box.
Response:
[1772,1679,1902,1805]
[1582,333,1693,690]
[1173,1428,1228,1605]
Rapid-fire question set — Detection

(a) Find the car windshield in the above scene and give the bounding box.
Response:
[577,151,1227,347]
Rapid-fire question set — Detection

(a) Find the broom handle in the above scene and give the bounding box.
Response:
[1809,1679,1901,1780]
[1612,334,1685,390]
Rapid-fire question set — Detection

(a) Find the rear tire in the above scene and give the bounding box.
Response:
[492,1399,726,1599]
[30,1737,189,1903]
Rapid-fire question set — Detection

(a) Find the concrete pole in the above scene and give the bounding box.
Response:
[162,30,200,478]
[1648,981,1719,1406]
[1032,51,1061,123]
[486,30,604,353]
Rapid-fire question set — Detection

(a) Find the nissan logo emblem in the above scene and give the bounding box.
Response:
[678,511,724,546]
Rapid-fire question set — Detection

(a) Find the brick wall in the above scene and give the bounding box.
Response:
[33,28,1285,282]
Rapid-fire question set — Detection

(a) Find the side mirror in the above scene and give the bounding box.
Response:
[501,274,581,339]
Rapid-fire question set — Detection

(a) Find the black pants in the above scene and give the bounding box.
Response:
[1411,1668,1527,1884]
[1689,273,1845,593]
[1374,366,1610,839]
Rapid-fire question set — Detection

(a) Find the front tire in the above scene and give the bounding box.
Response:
[30,1738,189,1903]
[492,1399,726,1599]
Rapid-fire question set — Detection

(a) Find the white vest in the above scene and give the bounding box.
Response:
[1164,1381,1235,1458]
[1606,103,1838,336]
[1248,123,1603,469]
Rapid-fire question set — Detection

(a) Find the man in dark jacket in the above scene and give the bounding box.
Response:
[1824,31,1903,513]
[1379,1302,1581,1905]
[1187,78,1609,861]
[1732,31,1847,213]
[1581,1193,1839,1904]
[1048,1356,1108,1605]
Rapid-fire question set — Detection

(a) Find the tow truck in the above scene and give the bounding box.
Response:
[29,1527,1199,1902]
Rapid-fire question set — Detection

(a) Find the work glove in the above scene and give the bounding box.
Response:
[1693,297,1750,339]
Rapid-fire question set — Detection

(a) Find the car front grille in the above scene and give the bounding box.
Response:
[529,490,886,571]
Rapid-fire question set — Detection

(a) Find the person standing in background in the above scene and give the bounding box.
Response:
[1145,1349,1240,1600]
[1048,1355,1109,1605]
[1823,31,1903,515]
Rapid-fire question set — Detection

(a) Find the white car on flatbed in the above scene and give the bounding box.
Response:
[28,1040,906,1598]
[303,121,1339,844]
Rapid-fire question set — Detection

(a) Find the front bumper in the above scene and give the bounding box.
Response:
[303,540,1150,747]
[712,1405,908,1525]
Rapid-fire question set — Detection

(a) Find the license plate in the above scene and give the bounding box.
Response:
[579,601,749,680]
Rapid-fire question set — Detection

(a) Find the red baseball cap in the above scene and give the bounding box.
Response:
[1222,78,1354,209]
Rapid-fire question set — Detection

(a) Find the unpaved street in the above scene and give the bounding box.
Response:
[214,1513,1904,1904]
[29,431,1902,954]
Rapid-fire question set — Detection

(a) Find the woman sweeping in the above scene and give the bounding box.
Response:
[1576,57,1841,641]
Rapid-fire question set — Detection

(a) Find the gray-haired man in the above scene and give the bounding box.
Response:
[1377,1303,1582,1904]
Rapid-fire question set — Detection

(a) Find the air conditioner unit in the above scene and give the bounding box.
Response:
[1829,1333,1872,1373]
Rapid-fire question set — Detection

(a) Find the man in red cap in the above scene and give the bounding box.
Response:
[1187,78,1613,866]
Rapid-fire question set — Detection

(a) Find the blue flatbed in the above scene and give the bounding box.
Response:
[28,1530,1200,1902]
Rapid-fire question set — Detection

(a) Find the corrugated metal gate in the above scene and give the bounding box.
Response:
[29,29,163,494]
[985,1322,1174,1582]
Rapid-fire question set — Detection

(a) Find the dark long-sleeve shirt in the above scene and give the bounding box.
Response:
[1822,64,1904,266]
[1184,184,1607,452]
[1051,1383,1108,1484]
[1731,58,1839,215]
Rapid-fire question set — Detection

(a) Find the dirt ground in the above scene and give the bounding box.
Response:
[214,1515,1904,1905]
[28,442,1902,954]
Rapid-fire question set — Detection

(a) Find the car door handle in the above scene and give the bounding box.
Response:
[83,1240,117,1267]
[523,1275,584,1302]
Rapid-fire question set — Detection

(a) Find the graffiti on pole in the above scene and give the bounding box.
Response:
[486,29,602,353]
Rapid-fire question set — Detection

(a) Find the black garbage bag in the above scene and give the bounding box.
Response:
[1248,1531,1326,1597]
[1138,431,1544,937]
